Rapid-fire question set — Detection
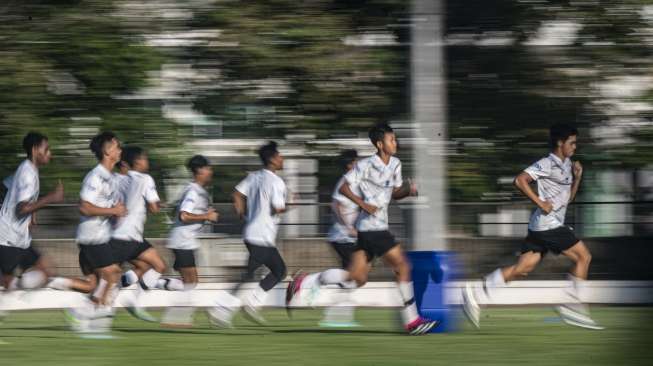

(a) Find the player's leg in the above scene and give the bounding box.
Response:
[557,240,602,329]
[319,243,360,327]
[17,247,50,289]
[241,245,286,324]
[462,250,542,329]
[161,250,197,327]
[381,244,439,335]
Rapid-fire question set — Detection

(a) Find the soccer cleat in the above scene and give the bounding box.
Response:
[462,282,481,329]
[207,305,234,329]
[125,306,157,323]
[555,305,604,330]
[242,304,267,325]
[285,271,307,317]
[405,317,440,335]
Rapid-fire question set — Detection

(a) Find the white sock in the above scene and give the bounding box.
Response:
[341,280,358,290]
[567,274,584,301]
[92,278,108,302]
[19,270,47,289]
[157,278,184,291]
[246,285,268,309]
[398,281,419,325]
[485,268,506,288]
[140,269,162,290]
[46,277,72,290]
[8,277,19,291]
[318,269,349,286]
[301,273,321,290]
[122,270,139,287]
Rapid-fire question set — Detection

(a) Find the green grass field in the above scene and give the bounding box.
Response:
[1,307,651,366]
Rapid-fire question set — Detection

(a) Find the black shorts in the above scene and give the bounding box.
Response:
[172,249,196,270]
[329,241,358,269]
[0,245,41,275]
[356,231,399,261]
[78,243,116,273]
[109,238,152,264]
[522,226,580,256]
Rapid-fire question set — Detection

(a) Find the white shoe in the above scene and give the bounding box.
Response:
[242,304,266,325]
[207,305,234,328]
[462,282,481,329]
[555,305,604,330]
[161,307,195,328]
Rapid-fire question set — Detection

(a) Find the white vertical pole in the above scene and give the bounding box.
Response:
[411,0,448,250]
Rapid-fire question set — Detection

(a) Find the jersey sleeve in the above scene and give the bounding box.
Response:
[16,169,38,203]
[524,157,552,181]
[178,189,199,213]
[393,161,403,188]
[80,175,102,205]
[235,174,252,197]
[143,175,160,203]
[344,160,364,187]
[270,178,287,210]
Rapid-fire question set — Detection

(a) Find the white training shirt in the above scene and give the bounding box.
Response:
[327,176,360,244]
[76,164,120,245]
[235,169,287,247]
[0,160,39,249]
[112,171,160,242]
[167,182,210,250]
[524,153,574,231]
[344,155,402,232]
[114,173,130,203]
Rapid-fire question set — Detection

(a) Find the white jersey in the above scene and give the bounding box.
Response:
[0,160,39,249]
[76,164,120,245]
[167,182,210,250]
[327,176,359,244]
[112,171,160,242]
[114,173,130,202]
[344,155,402,232]
[235,169,287,247]
[524,153,573,231]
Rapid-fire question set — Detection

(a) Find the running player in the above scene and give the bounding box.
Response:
[286,149,361,327]
[288,123,439,335]
[208,141,288,327]
[462,123,603,330]
[0,132,64,315]
[108,146,167,321]
[161,155,219,327]
[70,131,126,334]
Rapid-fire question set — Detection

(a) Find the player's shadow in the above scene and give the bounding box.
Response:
[115,327,269,336]
[273,329,402,335]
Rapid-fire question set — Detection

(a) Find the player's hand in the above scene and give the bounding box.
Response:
[539,200,554,214]
[49,180,65,203]
[348,227,358,238]
[113,201,128,217]
[361,202,378,215]
[207,207,219,222]
[573,161,583,179]
[407,178,418,197]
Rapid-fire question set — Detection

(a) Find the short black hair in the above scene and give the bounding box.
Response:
[187,155,210,175]
[549,124,578,148]
[121,146,145,168]
[23,132,48,158]
[369,123,394,147]
[258,141,279,166]
[89,131,118,161]
[337,149,358,171]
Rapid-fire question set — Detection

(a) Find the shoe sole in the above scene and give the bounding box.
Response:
[408,320,440,335]
[555,306,604,330]
[462,284,480,329]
